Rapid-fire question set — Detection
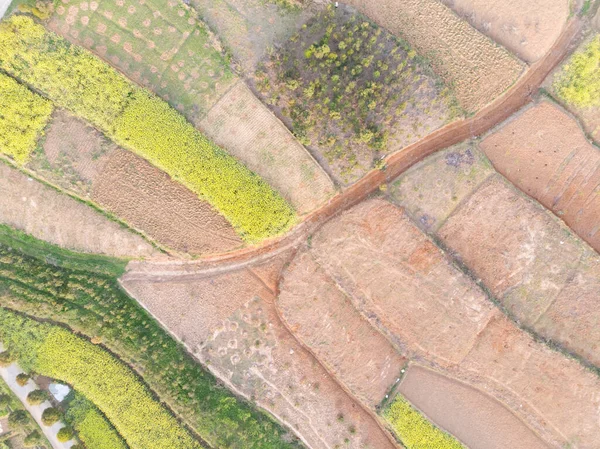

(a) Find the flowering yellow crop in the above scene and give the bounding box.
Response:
[0,73,53,164]
[0,16,296,242]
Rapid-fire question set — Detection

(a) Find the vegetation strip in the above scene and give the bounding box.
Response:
[0,308,204,449]
[0,15,295,242]
[0,72,53,164]
[0,229,303,449]
[384,396,466,449]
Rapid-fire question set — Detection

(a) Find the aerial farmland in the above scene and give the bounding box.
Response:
[0,1,598,449]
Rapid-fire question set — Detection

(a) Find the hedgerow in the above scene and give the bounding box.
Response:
[65,393,129,449]
[0,308,203,449]
[0,73,53,164]
[0,15,295,241]
[0,233,302,449]
[554,36,600,108]
[384,396,465,449]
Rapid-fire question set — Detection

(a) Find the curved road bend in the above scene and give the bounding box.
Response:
[123,17,583,282]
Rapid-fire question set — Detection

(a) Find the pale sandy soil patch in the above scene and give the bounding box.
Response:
[278,250,407,408]
[0,163,155,257]
[121,256,396,449]
[343,0,525,112]
[399,365,551,449]
[199,81,335,214]
[92,149,242,254]
[440,0,569,63]
[480,100,600,252]
[438,175,600,368]
[310,199,496,365]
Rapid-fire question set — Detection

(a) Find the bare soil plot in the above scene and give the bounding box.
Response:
[458,314,600,449]
[278,251,407,408]
[198,81,335,214]
[121,257,397,449]
[190,0,314,71]
[92,149,243,254]
[388,143,495,232]
[0,163,155,258]
[309,199,497,365]
[438,175,600,368]
[343,0,525,112]
[254,4,455,184]
[480,100,600,252]
[398,365,551,449]
[439,0,569,63]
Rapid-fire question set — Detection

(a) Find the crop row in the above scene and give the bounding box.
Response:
[0,230,302,449]
[384,396,465,449]
[0,308,203,449]
[0,15,295,241]
[0,72,53,164]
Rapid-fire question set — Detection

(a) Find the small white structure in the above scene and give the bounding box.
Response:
[49,383,71,403]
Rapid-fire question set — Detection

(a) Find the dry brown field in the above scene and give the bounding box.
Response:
[0,162,156,257]
[45,0,334,215]
[343,0,525,112]
[398,365,551,449]
[439,0,569,63]
[120,255,396,449]
[29,110,242,255]
[278,250,407,408]
[298,198,600,448]
[480,100,600,252]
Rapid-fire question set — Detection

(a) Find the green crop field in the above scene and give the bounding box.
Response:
[0,73,53,164]
[0,227,302,449]
[0,15,295,242]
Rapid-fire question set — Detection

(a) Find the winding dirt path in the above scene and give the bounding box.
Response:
[124,17,583,281]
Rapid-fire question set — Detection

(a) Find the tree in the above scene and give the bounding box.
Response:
[16,373,30,387]
[0,351,14,367]
[57,426,74,442]
[23,430,42,448]
[41,407,62,426]
[8,410,29,429]
[27,389,49,406]
[0,394,9,408]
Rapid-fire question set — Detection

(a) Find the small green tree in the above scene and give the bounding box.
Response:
[16,373,30,387]
[57,426,74,442]
[27,389,49,406]
[41,407,62,426]
[8,410,29,429]
[70,444,85,449]
[0,351,14,367]
[0,394,10,408]
[23,430,42,448]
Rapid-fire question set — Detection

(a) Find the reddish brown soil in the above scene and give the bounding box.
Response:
[399,365,551,449]
[440,0,569,63]
[120,255,397,449]
[0,163,156,257]
[309,199,497,365]
[278,250,407,408]
[480,100,600,253]
[92,149,242,255]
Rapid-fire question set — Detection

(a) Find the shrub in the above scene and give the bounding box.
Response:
[0,15,296,242]
[41,407,62,426]
[70,445,85,449]
[0,394,9,408]
[384,396,465,449]
[57,426,74,442]
[0,73,53,164]
[23,430,42,447]
[0,351,14,367]
[26,389,49,405]
[554,36,600,108]
[8,410,30,429]
[16,373,30,387]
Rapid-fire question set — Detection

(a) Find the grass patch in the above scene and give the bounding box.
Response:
[0,73,53,164]
[0,229,302,449]
[0,15,295,242]
[65,392,129,449]
[554,35,600,108]
[0,308,203,449]
[384,396,465,449]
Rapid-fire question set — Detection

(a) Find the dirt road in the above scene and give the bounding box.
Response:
[123,17,582,278]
